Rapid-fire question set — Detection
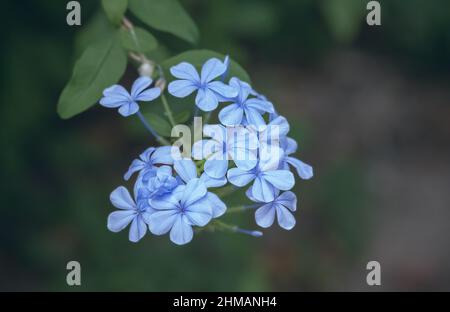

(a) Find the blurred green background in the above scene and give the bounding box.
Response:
[1,0,450,291]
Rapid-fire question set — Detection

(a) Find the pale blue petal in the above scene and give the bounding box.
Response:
[152,146,175,165]
[267,116,290,137]
[168,80,198,97]
[128,215,147,242]
[276,191,297,212]
[147,210,178,235]
[286,157,313,180]
[118,101,139,117]
[252,176,276,202]
[219,104,244,126]
[174,159,198,183]
[170,215,193,245]
[107,210,136,232]
[170,62,200,82]
[192,139,218,160]
[275,204,296,230]
[255,203,276,228]
[124,159,146,181]
[262,170,295,190]
[195,88,218,111]
[149,193,179,210]
[208,81,238,98]
[131,76,152,98]
[203,124,226,142]
[99,97,129,108]
[258,146,285,171]
[110,186,136,210]
[244,107,266,127]
[134,87,161,102]
[204,158,229,179]
[285,137,298,155]
[201,58,227,83]
[229,77,251,103]
[206,192,227,218]
[103,85,130,99]
[227,167,256,187]
[200,173,227,188]
[181,178,207,207]
[246,98,275,113]
[245,187,260,202]
[185,197,213,226]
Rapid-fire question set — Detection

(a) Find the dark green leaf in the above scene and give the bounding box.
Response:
[144,113,172,137]
[128,0,199,44]
[161,49,251,83]
[101,0,128,25]
[174,110,191,124]
[119,27,158,53]
[57,36,127,119]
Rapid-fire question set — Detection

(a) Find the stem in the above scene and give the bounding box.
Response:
[161,94,176,126]
[213,220,263,237]
[226,204,259,214]
[215,185,237,198]
[137,111,170,145]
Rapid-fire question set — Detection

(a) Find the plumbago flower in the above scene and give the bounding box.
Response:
[99,55,313,245]
[100,77,161,117]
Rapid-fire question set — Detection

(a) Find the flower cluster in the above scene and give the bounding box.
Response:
[100,56,313,245]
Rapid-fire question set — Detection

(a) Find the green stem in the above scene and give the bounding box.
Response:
[161,94,176,127]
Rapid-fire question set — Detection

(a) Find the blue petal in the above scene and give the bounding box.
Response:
[147,210,178,235]
[284,137,298,155]
[168,79,198,98]
[246,98,275,114]
[255,203,275,228]
[110,186,136,210]
[219,104,244,126]
[229,77,251,104]
[131,76,152,98]
[118,101,139,117]
[201,58,227,83]
[152,146,175,165]
[262,170,295,191]
[128,215,147,242]
[181,178,207,207]
[103,85,130,99]
[149,193,179,210]
[195,88,219,111]
[252,176,276,202]
[99,97,129,108]
[275,204,296,230]
[170,62,200,82]
[170,215,194,245]
[286,157,313,180]
[276,191,297,212]
[124,159,146,181]
[204,158,229,179]
[107,210,136,232]
[244,107,266,127]
[266,116,290,138]
[192,139,218,160]
[206,192,227,218]
[227,167,256,187]
[208,81,238,98]
[174,159,198,183]
[185,197,213,226]
[199,173,227,188]
[134,87,161,102]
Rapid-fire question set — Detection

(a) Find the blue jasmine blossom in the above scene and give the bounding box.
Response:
[168,58,238,112]
[219,77,274,126]
[192,124,258,179]
[124,146,174,182]
[280,137,314,180]
[100,77,161,117]
[145,165,179,198]
[227,154,295,203]
[107,185,153,242]
[147,179,213,245]
[248,189,297,230]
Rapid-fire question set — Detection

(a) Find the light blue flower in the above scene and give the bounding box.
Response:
[124,146,174,182]
[168,58,238,112]
[192,124,258,178]
[280,137,313,180]
[100,77,161,117]
[219,78,274,126]
[144,165,179,198]
[147,179,213,245]
[107,185,153,242]
[248,190,297,230]
[227,153,295,203]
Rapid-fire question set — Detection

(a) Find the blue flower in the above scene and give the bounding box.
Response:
[248,190,297,230]
[227,153,295,203]
[219,78,274,126]
[100,77,161,117]
[280,137,313,180]
[144,165,179,198]
[192,124,258,178]
[107,185,153,242]
[124,146,175,182]
[147,179,213,245]
[168,58,238,112]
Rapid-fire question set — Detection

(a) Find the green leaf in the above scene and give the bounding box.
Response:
[161,49,251,83]
[128,0,199,44]
[174,110,191,124]
[57,36,127,119]
[119,27,158,53]
[101,0,128,25]
[144,113,172,137]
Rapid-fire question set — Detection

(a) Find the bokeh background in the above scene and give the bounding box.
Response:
[1,0,450,291]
